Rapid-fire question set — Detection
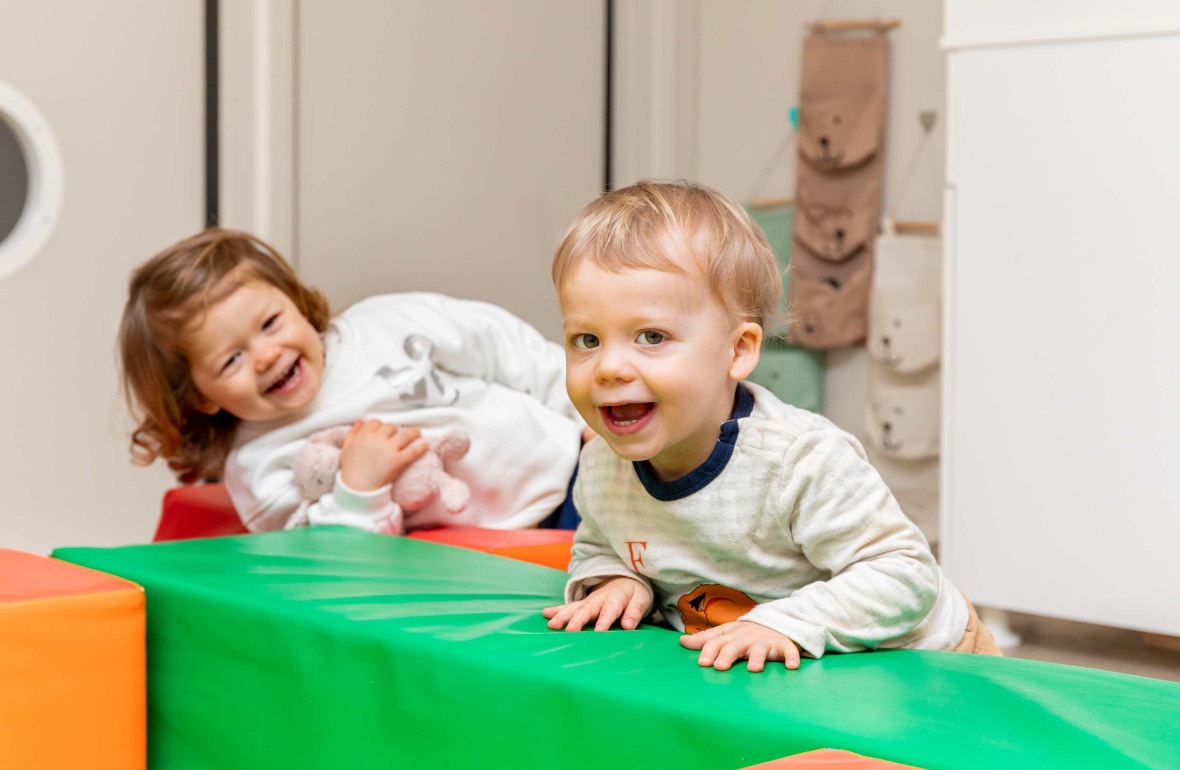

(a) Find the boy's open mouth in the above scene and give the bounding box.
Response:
[599,402,655,435]
[266,358,303,395]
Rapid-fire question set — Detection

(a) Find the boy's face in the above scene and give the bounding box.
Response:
[183,276,325,422]
[559,261,760,482]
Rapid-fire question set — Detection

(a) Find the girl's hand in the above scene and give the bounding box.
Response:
[339,419,429,492]
[542,576,650,632]
[679,621,802,672]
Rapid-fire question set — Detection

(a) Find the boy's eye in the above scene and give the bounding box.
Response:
[262,312,281,331]
[636,331,665,345]
[571,334,599,350]
[220,352,241,373]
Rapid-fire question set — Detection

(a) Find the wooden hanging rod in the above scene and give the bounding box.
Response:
[893,220,940,236]
[808,18,901,33]
[747,195,794,210]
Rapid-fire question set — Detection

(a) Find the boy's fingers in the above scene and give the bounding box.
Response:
[680,624,722,650]
[746,643,768,673]
[594,593,623,631]
[697,637,723,666]
[564,602,599,632]
[712,640,747,671]
[545,603,578,629]
[620,592,648,630]
[781,642,801,670]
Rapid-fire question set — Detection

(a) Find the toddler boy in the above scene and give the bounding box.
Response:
[542,181,997,671]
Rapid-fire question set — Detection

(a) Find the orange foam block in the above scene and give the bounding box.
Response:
[408,526,575,570]
[0,548,146,770]
[742,749,926,769]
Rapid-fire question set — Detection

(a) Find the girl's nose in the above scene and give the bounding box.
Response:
[254,342,281,372]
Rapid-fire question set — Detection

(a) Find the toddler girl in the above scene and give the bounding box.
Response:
[119,228,584,534]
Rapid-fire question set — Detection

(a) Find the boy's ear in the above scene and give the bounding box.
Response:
[729,322,763,381]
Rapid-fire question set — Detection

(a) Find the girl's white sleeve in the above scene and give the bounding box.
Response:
[740,429,940,658]
[225,447,403,535]
[399,293,581,422]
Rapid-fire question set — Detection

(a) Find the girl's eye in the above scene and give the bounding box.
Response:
[571,334,599,350]
[636,331,665,345]
[220,352,241,373]
[262,312,281,331]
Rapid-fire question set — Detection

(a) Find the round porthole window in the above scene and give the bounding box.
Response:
[0,82,63,282]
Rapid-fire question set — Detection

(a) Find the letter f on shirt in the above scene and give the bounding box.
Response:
[626,541,647,571]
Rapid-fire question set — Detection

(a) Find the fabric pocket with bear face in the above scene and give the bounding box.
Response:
[787,239,873,349]
[794,158,883,261]
[866,227,942,373]
[797,34,888,172]
[863,365,940,461]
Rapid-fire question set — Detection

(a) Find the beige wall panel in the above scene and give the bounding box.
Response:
[297,1,604,341]
[0,1,203,553]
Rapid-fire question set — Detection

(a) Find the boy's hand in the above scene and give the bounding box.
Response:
[582,426,597,443]
[542,576,650,632]
[339,419,429,492]
[679,621,801,672]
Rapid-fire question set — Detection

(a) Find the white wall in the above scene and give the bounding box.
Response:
[0,1,203,554]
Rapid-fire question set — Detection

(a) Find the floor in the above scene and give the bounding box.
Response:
[999,611,1180,684]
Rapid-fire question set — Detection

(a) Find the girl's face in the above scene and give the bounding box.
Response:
[183,277,325,422]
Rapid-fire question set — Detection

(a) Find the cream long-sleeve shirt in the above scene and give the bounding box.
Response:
[565,382,967,658]
[225,292,584,534]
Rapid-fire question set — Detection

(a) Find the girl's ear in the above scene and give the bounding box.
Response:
[729,322,763,381]
[190,391,221,416]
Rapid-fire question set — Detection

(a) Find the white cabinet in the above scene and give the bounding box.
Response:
[942,0,1180,634]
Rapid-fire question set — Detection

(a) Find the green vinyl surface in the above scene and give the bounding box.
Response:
[55,528,1180,770]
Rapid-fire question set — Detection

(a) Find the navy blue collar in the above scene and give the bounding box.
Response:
[633,383,754,501]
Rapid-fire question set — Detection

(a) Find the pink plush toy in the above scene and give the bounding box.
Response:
[293,425,471,515]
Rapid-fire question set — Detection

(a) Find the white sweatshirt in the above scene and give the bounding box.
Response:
[565,382,967,658]
[225,292,584,534]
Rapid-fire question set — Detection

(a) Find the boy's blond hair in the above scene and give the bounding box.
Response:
[552,180,781,330]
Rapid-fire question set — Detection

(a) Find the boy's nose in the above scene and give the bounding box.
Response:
[594,347,635,384]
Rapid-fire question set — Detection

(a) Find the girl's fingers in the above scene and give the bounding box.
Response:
[393,427,422,446]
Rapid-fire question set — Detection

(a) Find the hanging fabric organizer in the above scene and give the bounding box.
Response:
[788,31,889,350]
[863,221,943,543]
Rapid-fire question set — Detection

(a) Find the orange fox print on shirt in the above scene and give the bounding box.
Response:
[677,584,758,634]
